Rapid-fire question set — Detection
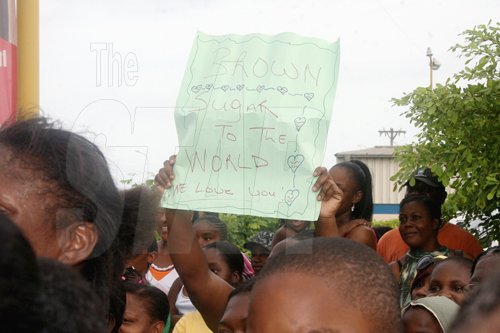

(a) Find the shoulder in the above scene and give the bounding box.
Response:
[438,222,483,256]
[345,220,377,250]
[440,222,478,241]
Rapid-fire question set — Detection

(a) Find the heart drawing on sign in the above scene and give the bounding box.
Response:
[236,84,245,91]
[191,85,202,94]
[277,86,288,95]
[284,189,300,206]
[256,85,265,93]
[287,154,305,173]
[294,117,306,131]
[304,93,314,101]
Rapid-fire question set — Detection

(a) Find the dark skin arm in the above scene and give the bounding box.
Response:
[156,157,338,332]
[157,155,235,331]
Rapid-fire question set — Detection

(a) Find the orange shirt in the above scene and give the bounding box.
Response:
[377,222,483,263]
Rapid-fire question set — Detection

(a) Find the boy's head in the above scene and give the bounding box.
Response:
[449,269,500,333]
[428,257,472,305]
[469,246,500,291]
[244,231,274,274]
[247,237,401,333]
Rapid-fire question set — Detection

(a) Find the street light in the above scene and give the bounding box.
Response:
[426,47,441,88]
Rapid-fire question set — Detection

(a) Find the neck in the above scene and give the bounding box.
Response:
[336,210,353,227]
[419,237,442,253]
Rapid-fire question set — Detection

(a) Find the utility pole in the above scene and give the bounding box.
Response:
[426,47,441,89]
[379,128,406,147]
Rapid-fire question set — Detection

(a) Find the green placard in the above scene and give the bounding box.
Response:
[161,32,340,221]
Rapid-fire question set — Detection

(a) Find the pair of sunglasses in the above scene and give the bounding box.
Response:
[416,254,448,271]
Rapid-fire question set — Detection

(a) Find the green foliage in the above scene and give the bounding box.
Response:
[119,173,156,188]
[391,21,500,246]
[373,219,399,229]
[220,214,280,249]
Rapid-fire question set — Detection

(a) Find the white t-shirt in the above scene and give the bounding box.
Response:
[145,263,179,295]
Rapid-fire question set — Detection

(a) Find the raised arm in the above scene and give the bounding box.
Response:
[164,208,232,331]
[157,156,233,332]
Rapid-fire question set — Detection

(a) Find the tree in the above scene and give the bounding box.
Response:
[391,21,500,246]
[221,214,280,250]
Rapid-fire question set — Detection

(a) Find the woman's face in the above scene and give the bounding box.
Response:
[329,166,361,216]
[428,260,469,305]
[399,201,438,251]
[194,220,222,247]
[204,247,238,286]
[0,146,62,258]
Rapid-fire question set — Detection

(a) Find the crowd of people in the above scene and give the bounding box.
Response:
[0,117,498,333]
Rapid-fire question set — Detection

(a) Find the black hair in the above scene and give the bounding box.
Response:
[204,241,244,280]
[0,214,45,332]
[38,258,108,333]
[194,215,228,240]
[122,282,170,324]
[0,118,124,312]
[119,185,161,260]
[332,160,373,221]
[433,256,473,274]
[470,246,500,275]
[406,179,447,206]
[192,211,220,222]
[109,284,126,333]
[449,269,500,333]
[399,194,442,222]
[257,237,401,333]
[227,278,256,301]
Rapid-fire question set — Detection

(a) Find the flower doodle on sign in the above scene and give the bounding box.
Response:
[284,189,300,206]
[287,154,305,173]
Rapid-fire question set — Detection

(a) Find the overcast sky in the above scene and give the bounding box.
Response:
[39,0,499,187]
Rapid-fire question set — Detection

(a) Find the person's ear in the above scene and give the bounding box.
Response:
[151,320,165,333]
[57,222,99,266]
[230,271,241,286]
[352,190,363,204]
[147,251,158,264]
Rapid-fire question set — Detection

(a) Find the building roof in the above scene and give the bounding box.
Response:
[335,146,396,159]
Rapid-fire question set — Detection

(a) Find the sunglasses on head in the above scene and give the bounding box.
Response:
[416,254,448,271]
